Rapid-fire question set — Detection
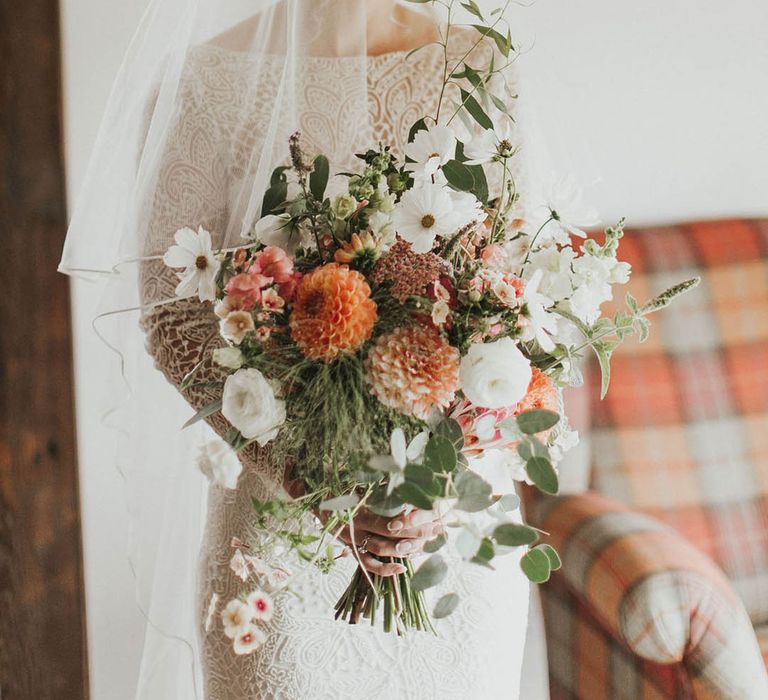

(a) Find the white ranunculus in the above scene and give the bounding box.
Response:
[253,213,297,252]
[198,439,243,489]
[222,369,286,445]
[459,337,532,409]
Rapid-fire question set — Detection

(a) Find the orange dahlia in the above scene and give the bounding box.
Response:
[366,325,460,419]
[515,368,558,416]
[289,263,377,361]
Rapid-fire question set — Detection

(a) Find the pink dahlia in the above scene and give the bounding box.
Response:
[365,325,460,419]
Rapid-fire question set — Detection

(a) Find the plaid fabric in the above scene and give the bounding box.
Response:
[587,219,768,624]
[533,492,768,699]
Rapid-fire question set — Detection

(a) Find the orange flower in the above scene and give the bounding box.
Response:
[366,325,460,419]
[289,263,377,361]
[515,368,558,416]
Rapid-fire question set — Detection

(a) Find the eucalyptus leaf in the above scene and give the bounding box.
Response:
[470,537,495,568]
[366,490,405,518]
[526,457,559,495]
[309,155,329,200]
[493,523,539,547]
[424,436,457,473]
[423,533,447,554]
[497,493,520,512]
[470,24,511,57]
[411,554,448,592]
[517,436,550,462]
[520,548,552,583]
[516,409,560,435]
[459,88,493,130]
[404,463,435,489]
[395,482,434,511]
[454,470,493,512]
[536,543,562,571]
[433,592,460,619]
[434,418,465,449]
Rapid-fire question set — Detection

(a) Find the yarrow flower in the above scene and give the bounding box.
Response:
[366,325,460,419]
[370,239,443,303]
[163,226,221,301]
[289,263,377,361]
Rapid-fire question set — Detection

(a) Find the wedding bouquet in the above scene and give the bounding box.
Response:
[164,0,697,650]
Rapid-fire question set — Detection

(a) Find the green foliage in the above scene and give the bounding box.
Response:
[493,523,539,547]
[412,554,448,591]
[433,592,460,619]
[516,409,560,434]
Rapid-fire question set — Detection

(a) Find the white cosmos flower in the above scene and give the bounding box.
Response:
[198,439,242,489]
[464,122,515,166]
[233,624,267,656]
[405,125,456,177]
[163,226,221,302]
[459,337,532,409]
[253,213,298,252]
[222,369,286,445]
[521,269,559,352]
[449,190,484,230]
[544,175,600,241]
[392,183,457,253]
[221,599,252,639]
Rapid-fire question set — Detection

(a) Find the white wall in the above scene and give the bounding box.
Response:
[60,1,768,698]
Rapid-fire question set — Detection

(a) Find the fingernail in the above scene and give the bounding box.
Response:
[393,564,406,574]
[387,520,403,532]
[396,540,413,555]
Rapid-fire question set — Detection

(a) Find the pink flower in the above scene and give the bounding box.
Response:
[261,288,285,313]
[250,246,294,284]
[246,589,274,622]
[225,273,273,309]
[215,295,245,319]
[278,272,303,302]
[481,244,508,270]
[255,327,273,343]
[233,624,267,656]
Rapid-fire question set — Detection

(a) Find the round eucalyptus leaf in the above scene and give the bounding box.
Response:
[520,548,552,583]
[424,435,457,473]
[493,523,539,547]
[516,409,560,435]
[433,593,460,619]
[525,456,559,495]
[411,554,448,592]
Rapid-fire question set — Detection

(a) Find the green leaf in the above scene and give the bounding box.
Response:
[404,463,435,489]
[460,1,484,20]
[459,88,494,130]
[179,359,205,391]
[411,554,448,592]
[536,543,562,571]
[520,547,552,583]
[526,457,559,495]
[493,523,539,547]
[408,117,428,144]
[423,533,447,554]
[516,409,560,435]
[309,155,329,200]
[471,537,495,567]
[497,493,520,512]
[434,418,465,450]
[424,436,457,473]
[517,436,550,462]
[593,340,613,400]
[366,490,405,518]
[270,165,290,187]
[454,470,493,512]
[318,494,360,512]
[261,181,288,217]
[395,482,434,511]
[442,159,489,204]
[470,24,511,57]
[433,592,460,619]
[182,398,222,429]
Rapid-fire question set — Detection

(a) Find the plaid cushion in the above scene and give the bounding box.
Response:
[534,492,768,699]
[586,219,768,624]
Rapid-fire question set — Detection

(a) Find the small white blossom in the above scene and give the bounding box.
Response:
[219,310,255,345]
[431,299,451,326]
[520,269,559,352]
[198,439,242,490]
[230,549,251,582]
[163,226,221,302]
[253,213,297,252]
[544,175,600,241]
[212,346,245,370]
[221,599,252,639]
[246,589,275,622]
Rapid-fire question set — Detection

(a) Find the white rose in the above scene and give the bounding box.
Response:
[198,439,243,489]
[222,369,286,445]
[459,337,532,409]
[212,346,245,370]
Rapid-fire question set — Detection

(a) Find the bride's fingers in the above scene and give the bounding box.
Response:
[355,509,442,538]
[359,553,406,577]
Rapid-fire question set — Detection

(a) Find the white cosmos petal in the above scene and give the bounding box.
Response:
[163,245,196,268]
[197,269,218,302]
[174,226,201,252]
[175,268,200,299]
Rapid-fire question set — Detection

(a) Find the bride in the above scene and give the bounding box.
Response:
[61,1,536,697]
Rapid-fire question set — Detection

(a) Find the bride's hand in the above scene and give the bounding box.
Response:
[318,507,445,577]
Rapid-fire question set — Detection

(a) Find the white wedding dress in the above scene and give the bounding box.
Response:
[140,30,532,700]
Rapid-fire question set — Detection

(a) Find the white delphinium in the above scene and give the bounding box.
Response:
[198,439,243,489]
[520,269,559,352]
[222,369,286,445]
[526,245,576,302]
[404,124,456,177]
[163,226,221,301]
[565,253,629,324]
[459,337,532,409]
[233,624,267,656]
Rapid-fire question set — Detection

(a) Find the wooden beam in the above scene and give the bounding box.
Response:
[0,0,88,696]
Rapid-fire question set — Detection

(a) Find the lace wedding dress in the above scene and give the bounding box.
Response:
[140,31,531,700]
